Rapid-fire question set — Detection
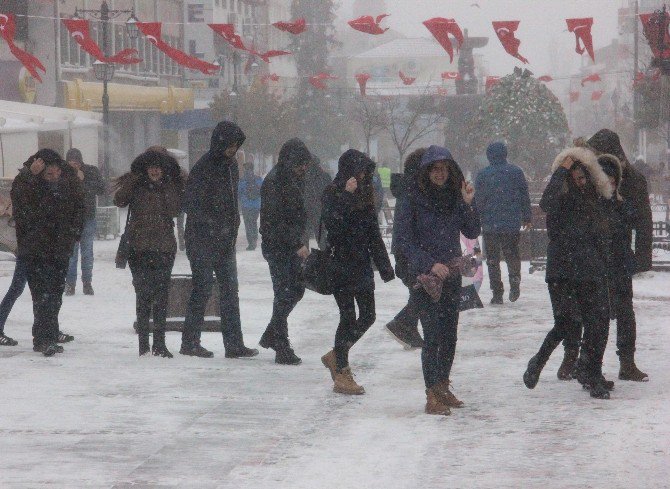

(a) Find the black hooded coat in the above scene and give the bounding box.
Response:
[183,121,246,258]
[259,138,311,254]
[321,150,394,293]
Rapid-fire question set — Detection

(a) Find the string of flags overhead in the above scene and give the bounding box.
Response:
[0,8,665,105]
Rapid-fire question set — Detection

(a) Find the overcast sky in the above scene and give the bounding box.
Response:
[336,0,629,77]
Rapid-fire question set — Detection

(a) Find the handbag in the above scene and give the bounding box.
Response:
[459,284,484,312]
[115,207,132,269]
[303,219,334,295]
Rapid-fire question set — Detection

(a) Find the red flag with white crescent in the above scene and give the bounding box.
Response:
[272,18,306,35]
[0,13,46,82]
[423,17,464,63]
[63,18,141,64]
[492,20,528,64]
[355,73,371,96]
[566,18,595,62]
[348,14,389,35]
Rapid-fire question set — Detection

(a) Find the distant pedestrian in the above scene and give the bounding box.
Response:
[64,148,105,296]
[258,138,312,365]
[304,156,332,249]
[474,142,531,304]
[114,149,183,357]
[10,149,84,356]
[238,161,262,251]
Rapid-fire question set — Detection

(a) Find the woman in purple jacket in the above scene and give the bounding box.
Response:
[395,146,480,416]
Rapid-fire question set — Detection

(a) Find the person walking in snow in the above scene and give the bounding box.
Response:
[304,155,332,249]
[181,121,258,359]
[10,149,84,356]
[394,146,480,416]
[474,142,531,304]
[64,148,106,296]
[258,139,312,365]
[238,161,262,251]
[320,150,395,395]
[114,149,183,357]
[523,146,613,399]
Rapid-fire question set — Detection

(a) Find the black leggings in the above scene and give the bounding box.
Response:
[333,289,376,370]
[129,251,175,335]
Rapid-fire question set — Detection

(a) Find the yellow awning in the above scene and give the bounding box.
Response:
[63,79,194,114]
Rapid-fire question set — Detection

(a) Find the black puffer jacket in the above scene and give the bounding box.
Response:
[183,121,245,258]
[259,138,311,254]
[321,149,394,293]
[540,147,612,283]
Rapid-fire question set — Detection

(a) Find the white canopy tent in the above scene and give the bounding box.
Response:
[0,101,102,178]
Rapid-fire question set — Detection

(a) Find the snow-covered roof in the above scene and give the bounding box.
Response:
[0,100,102,133]
[352,38,451,60]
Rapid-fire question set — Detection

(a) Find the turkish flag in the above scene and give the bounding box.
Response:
[640,12,670,59]
[355,73,371,96]
[0,13,46,82]
[261,73,280,84]
[492,20,528,64]
[348,14,389,35]
[569,91,580,103]
[272,18,306,35]
[63,18,140,64]
[441,71,461,80]
[138,22,219,75]
[538,75,553,82]
[423,17,464,63]
[591,90,604,101]
[253,50,292,63]
[581,73,601,86]
[399,70,416,85]
[209,23,248,51]
[485,76,501,92]
[309,73,338,90]
[566,18,595,62]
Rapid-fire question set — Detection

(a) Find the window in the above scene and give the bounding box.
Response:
[188,3,205,23]
[189,40,204,60]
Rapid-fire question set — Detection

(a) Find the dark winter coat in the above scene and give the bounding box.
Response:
[304,160,332,226]
[395,145,481,279]
[321,149,394,293]
[587,129,653,273]
[11,151,84,261]
[79,164,106,220]
[183,121,245,258]
[474,142,531,233]
[114,151,183,254]
[540,147,612,283]
[238,171,262,211]
[259,138,311,254]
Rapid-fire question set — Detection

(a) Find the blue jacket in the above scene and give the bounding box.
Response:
[474,142,531,233]
[238,173,263,210]
[395,146,481,277]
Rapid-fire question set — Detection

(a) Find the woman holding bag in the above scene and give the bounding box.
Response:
[114,149,184,357]
[320,150,395,395]
[394,146,480,416]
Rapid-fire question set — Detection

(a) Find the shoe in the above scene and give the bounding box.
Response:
[57,331,75,343]
[509,286,520,303]
[139,334,150,356]
[523,354,544,389]
[275,346,302,365]
[425,387,451,416]
[259,329,276,350]
[490,293,503,305]
[321,350,337,380]
[618,356,649,382]
[333,367,365,395]
[34,343,62,356]
[434,380,464,407]
[83,282,94,296]
[179,343,214,358]
[0,334,18,346]
[64,283,75,296]
[225,345,259,358]
[589,378,611,399]
[152,344,173,358]
[557,348,578,381]
[385,320,422,350]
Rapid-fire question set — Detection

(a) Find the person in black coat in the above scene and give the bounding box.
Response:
[583,129,651,381]
[523,146,613,399]
[258,138,312,365]
[320,149,395,395]
[181,120,258,359]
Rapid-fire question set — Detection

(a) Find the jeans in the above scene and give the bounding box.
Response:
[182,251,244,349]
[0,257,28,333]
[412,278,461,388]
[24,257,68,347]
[262,251,305,345]
[67,218,96,284]
[333,289,376,370]
[483,232,521,294]
[129,251,175,335]
[241,208,259,248]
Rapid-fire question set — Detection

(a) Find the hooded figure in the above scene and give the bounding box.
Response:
[258,138,312,365]
[586,129,653,273]
[180,120,258,359]
[320,149,394,396]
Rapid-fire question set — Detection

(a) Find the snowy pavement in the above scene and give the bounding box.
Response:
[0,235,669,488]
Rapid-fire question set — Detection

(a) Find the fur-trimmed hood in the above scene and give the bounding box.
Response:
[596,153,623,201]
[551,146,613,200]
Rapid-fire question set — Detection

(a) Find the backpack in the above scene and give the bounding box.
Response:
[245,177,261,201]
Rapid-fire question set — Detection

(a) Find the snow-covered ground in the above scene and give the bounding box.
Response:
[1,231,669,488]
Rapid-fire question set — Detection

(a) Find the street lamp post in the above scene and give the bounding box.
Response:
[72,1,139,195]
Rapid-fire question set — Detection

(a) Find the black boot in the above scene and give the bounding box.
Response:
[275,343,302,365]
[83,282,94,296]
[557,348,578,380]
[523,354,545,389]
[509,277,521,303]
[225,345,259,358]
[385,320,423,350]
[138,334,150,356]
[152,332,173,358]
[259,329,276,350]
[618,354,649,382]
[179,342,214,358]
[490,292,504,305]
[589,377,611,399]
